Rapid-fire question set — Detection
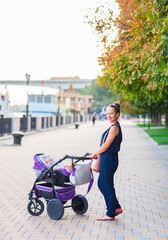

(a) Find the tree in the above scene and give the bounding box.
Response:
[76,80,118,113]
[120,96,166,126]
[87,0,168,126]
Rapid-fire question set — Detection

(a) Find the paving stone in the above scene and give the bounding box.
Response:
[151,238,168,240]
[141,231,159,237]
[158,232,168,237]
[0,120,168,240]
[124,236,141,240]
[80,237,98,240]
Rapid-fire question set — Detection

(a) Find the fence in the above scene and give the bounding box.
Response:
[0,113,91,137]
[0,116,12,136]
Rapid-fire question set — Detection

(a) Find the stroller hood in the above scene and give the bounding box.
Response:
[33,155,44,171]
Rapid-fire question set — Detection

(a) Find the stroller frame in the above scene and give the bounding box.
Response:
[27,153,93,220]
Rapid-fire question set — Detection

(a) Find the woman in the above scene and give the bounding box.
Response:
[89,102,123,221]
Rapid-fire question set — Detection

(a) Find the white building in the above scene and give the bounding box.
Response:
[28,94,59,115]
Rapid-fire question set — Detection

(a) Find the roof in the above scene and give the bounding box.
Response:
[62,83,93,99]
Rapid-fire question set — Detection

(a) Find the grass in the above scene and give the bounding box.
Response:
[144,128,168,145]
[137,123,165,127]
[137,123,155,127]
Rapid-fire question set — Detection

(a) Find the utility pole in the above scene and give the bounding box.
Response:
[25,73,30,117]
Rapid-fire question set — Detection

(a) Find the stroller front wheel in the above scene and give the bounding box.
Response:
[47,199,64,220]
[27,199,44,216]
[71,195,88,215]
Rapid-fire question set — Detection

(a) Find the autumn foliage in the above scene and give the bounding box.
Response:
[86,0,168,125]
[87,0,168,97]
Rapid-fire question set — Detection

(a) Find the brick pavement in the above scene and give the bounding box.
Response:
[0,120,168,240]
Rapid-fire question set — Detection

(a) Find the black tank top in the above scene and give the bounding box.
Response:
[100,122,122,153]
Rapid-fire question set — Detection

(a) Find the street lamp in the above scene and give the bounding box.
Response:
[25,73,30,117]
[74,92,76,123]
[57,86,61,114]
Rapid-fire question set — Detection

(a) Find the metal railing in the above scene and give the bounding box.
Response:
[0,114,91,137]
[0,116,11,136]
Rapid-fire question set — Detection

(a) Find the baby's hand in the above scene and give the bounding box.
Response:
[64,165,70,172]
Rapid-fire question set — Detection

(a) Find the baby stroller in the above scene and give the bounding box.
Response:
[27,153,93,220]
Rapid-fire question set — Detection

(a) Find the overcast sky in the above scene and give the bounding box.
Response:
[0,0,118,81]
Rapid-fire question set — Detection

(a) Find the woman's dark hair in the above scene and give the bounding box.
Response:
[108,102,120,114]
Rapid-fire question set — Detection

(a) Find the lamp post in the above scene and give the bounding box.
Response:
[74,92,76,123]
[57,86,61,114]
[25,73,30,117]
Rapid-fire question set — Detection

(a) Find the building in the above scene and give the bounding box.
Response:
[28,94,58,115]
[58,84,93,115]
[28,84,93,116]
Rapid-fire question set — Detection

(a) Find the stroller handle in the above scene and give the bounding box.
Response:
[65,153,92,160]
[54,152,92,166]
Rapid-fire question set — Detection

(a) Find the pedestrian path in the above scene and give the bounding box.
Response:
[0,120,167,240]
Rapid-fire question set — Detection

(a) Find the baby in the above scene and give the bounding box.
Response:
[42,154,70,172]
[38,154,70,185]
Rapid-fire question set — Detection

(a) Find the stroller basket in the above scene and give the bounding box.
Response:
[56,186,75,201]
[35,184,75,201]
[34,184,75,201]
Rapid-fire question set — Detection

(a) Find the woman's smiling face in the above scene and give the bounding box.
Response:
[106,106,119,124]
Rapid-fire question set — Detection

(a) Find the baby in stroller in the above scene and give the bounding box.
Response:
[41,154,70,171]
[39,154,69,171]
[34,154,71,186]
[28,153,93,220]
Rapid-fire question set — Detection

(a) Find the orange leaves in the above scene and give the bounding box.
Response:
[87,0,168,102]
[154,41,164,52]
[95,24,104,32]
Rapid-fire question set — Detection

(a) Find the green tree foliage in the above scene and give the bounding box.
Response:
[76,80,118,113]
[97,0,168,100]
[86,0,168,125]
[120,96,166,126]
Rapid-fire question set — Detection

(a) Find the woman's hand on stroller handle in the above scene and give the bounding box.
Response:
[85,153,98,159]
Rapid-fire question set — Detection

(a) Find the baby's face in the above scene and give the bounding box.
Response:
[45,157,54,165]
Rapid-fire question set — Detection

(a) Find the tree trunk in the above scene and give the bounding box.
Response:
[157,112,162,126]
[151,113,154,124]
[153,112,162,126]
[165,110,168,128]
[153,113,157,125]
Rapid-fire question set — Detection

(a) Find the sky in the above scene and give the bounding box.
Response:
[0,0,118,81]
[0,0,119,105]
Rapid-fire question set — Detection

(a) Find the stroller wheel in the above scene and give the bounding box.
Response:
[27,199,44,216]
[47,199,64,220]
[71,195,88,215]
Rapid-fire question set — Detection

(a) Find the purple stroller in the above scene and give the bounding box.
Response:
[27,153,93,220]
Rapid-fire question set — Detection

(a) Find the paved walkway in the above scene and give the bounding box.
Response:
[0,120,168,240]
